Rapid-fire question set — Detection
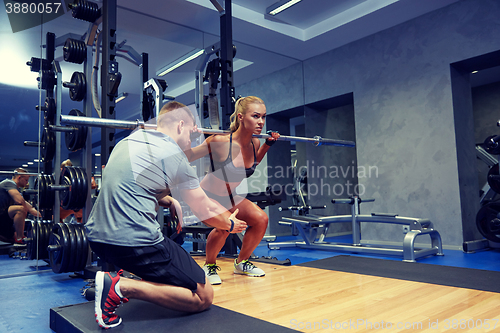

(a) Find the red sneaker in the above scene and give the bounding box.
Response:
[94,271,129,329]
[13,237,25,245]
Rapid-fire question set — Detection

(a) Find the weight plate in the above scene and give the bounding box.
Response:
[41,127,55,161]
[65,110,79,151]
[25,220,36,260]
[476,202,500,243]
[67,167,80,210]
[44,97,56,124]
[59,223,71,273]
[74,167,88,209]
[48,231,63,273]
[60,167,72,210]
[46,175,55,209]
[66,224,76,272]
[74,224,85,271]
[488,164,500,195]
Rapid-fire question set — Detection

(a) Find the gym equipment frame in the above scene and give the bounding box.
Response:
[269,196,444,262]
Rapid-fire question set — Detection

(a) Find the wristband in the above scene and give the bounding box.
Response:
[229,219,235,232]
[265,130,278,147]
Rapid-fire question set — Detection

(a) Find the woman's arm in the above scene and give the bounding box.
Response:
[256,132,280,163]
[184,137,210,162]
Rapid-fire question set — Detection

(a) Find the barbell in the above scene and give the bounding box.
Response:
[60,114,356,147]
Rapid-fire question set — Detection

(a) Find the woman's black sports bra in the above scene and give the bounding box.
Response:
[208,133,257,183]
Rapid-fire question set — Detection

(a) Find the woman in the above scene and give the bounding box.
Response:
[186,96,279,285]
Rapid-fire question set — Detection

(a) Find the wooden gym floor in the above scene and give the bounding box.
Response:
[192,256,500,332]
[3,236,500,332]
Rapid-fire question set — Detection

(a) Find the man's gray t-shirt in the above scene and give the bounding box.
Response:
[0,179,17,214]
[85,130,199,247]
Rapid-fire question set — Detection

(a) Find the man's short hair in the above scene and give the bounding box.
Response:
[157,101,195,128]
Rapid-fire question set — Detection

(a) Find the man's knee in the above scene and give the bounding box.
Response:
[195,281,213,312]
[9,205,27,219]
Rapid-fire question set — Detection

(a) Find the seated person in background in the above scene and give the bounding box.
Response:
[0,168,41,244]
[85,101,247,329]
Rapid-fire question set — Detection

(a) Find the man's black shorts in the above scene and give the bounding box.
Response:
[90,237,206,291]
[0,209,14,241]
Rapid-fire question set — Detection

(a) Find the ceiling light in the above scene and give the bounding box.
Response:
[22,164,28,167]
[156,49,204,76]
[115,92,128,103]
[267,0,301,16]
[471,70,478,74]
[27,162,33,165]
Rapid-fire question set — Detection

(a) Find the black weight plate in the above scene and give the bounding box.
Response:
[476,202,500,243]
[60,167,72,210]
[488,164,500,195]
[59,223,71,273]
[67,167,80,210]
[44,97,56,124]
[73,224,85,271]
[484,136,500,155]
[75,111,88,151]
[74,72,86,101]
[74,167,88,209]
[46,175,55,208]
[36,221,45,260]
[25,220,36,260]
[65,109,79,151]
[34,176,44,210]
[41,222,51,259]
[48,231,63,273]
[41,128,55,161]
[65,224,77,272]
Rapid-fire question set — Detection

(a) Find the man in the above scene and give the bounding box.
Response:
[0,168,41,244]
[85,101,247,329]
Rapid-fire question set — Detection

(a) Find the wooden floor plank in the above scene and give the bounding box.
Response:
[193,256,500,332]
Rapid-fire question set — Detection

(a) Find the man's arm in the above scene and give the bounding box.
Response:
[158,195,184,233]
[179,187,247,233]
[8,189,41,217]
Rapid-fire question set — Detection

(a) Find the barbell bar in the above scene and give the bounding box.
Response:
[60,114,356,147]
[0,171,40,176]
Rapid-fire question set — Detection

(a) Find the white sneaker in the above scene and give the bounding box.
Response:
[202,264,222,285]
[233,259,265,277]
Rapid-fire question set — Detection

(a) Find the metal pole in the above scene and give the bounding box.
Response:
[60,115,356,147]
[101,0,117,165]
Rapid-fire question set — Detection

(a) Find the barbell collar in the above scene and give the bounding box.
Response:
[61,115,356,147]
[49,185,69,191]
[62,81,77,89]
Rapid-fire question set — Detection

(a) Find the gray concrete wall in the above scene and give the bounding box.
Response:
[236,0,500,247]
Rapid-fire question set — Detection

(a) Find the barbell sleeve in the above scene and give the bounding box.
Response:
[24,141,42,147]
[60,115,356,147]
